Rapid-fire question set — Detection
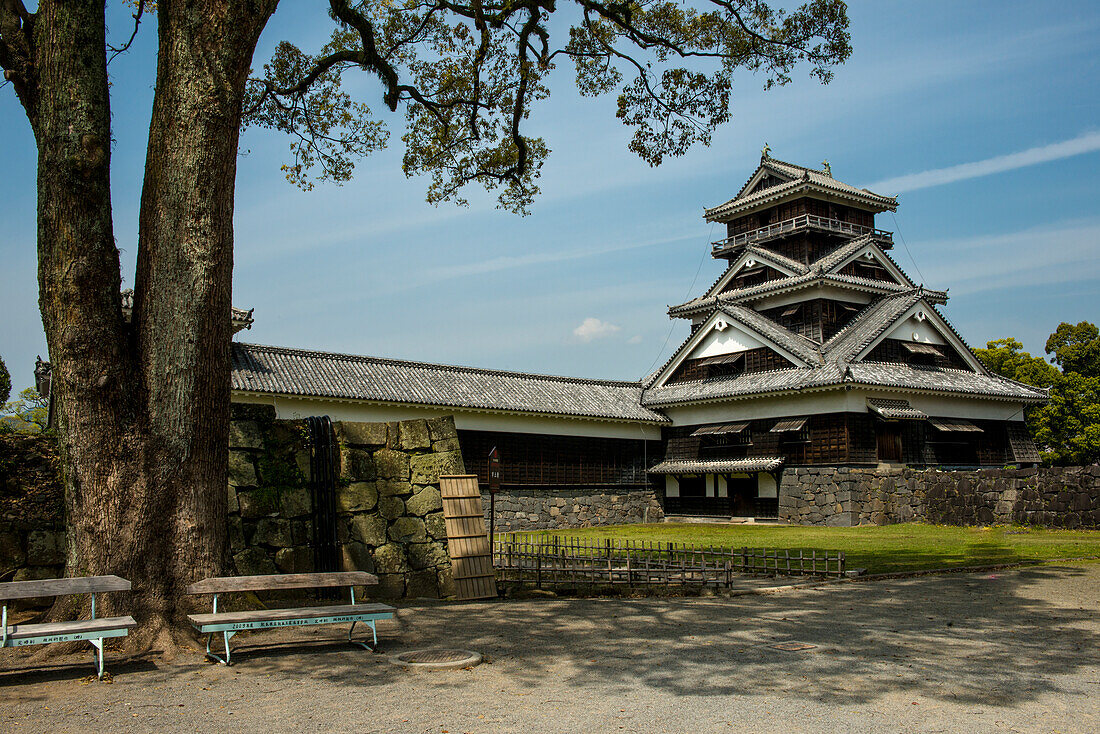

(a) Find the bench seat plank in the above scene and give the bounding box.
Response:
[5,616,137,646]
[0,576,131,602]
[186,572,379,595]
[188,603,394,630]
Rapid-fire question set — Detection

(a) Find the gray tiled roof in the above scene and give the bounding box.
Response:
[232,343,669,423]
[641,359,1047,407]
[717,305,823,365]
[821,290,925,362]
[648,457,784,474]
[705,158,897,221]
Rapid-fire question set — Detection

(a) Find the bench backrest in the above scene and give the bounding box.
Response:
[186,571,379,595]
[0,575,131,602]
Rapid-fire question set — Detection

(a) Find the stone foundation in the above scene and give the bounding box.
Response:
[483,487,664,532]
[228,405,465,598]
[779,465,1100,528]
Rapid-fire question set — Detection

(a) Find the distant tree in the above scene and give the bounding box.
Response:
[1031,372,1100,466]
[1045,321,1100,378]
[0,357,10,405]
[974,338,1060,389]
[977,323,1100,466]
[0,387,49,434]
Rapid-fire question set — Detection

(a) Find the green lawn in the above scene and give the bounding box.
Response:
[509,523,1100,575]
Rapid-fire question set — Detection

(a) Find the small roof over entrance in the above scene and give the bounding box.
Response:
[867,398,928,420]
[648,457,784,474]
[928,417,983,433]
[691,421,750,436]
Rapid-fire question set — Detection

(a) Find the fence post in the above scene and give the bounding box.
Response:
[536,552,542,589]
[741,547,748,573]
[839,551,845,576]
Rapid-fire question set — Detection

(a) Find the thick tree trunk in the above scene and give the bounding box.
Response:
[2,0,276,651]
[129,0,278,643]
[18,1,153,627]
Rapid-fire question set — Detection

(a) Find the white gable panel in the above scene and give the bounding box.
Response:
[887,315,946,345]
[690,322,767,358]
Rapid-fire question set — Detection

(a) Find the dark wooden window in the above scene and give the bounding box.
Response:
[864,338,972,371]
[876,422,903,462]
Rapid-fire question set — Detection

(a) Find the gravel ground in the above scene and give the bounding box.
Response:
[2,563,1098,733]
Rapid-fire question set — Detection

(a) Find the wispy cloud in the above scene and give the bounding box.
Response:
[866,131,1100,194]
[919,218,1100,297]
[573,317,622,343]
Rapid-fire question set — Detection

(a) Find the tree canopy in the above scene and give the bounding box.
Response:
[976,323,1100,466]
[0,356,10,405]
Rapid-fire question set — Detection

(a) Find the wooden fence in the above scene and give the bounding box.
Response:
[492,535,845,588]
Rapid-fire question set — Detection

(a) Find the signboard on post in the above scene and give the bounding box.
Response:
[487,447,501,548]
[488,447,501,494]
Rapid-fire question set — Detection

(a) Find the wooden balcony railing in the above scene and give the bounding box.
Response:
[712,214,893,255]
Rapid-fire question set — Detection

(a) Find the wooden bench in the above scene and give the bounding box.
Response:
[1,575,136,679]
[185,571,395,665]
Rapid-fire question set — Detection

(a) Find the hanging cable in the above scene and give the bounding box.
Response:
[890,211,927,285]
[642,220,716,378]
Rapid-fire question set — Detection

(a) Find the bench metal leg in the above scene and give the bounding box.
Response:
[347,620,378,651]
[89,637,106,679]
[205,630,236,665]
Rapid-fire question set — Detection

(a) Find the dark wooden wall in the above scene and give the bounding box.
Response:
[457,430,659,488]
[864,338,972,371]
[665,347,795,385]
[758,298,864,343]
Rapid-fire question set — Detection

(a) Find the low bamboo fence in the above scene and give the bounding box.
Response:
[492,534,845,588]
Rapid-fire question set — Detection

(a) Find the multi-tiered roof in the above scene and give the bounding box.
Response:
[641,153,1047,409]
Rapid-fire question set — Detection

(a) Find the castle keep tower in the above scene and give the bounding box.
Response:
[641,150,1046,520]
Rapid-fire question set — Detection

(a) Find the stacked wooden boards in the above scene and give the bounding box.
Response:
[439,475,497,600]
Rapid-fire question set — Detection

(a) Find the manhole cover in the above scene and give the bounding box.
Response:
[391,649,483,670]
[769,642,816,652]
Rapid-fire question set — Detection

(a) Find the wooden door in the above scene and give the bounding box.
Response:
[876,422,902,462]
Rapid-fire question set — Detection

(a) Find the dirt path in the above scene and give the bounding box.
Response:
[3,564,1098,733]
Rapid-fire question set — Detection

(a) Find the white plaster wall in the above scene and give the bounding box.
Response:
[758,473,778,498]
[705,474,716,497]
[716,475,728,498]
[691,323,766,357]
[665,475,680,498]
[886,315,946,345]
[233,392,663,439]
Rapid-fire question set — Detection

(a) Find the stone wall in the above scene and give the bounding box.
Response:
[779,465,1100,528]
[483,487,664,532]
[229,405,465,598]
[0,433,65,587]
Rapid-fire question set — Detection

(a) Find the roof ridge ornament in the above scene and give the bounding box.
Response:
[761,142,771,160]
[821,159,831,177]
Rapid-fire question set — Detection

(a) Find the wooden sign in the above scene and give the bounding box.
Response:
[439,475,497,600]
[487,447,501,494]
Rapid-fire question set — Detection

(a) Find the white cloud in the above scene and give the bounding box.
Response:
[865,130,1100,194]
[573,317,621,343]
[627,335,643,344]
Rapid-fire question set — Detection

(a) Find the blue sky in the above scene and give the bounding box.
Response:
[2,0,1099,392]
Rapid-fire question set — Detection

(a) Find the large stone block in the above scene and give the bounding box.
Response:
[341,448,377,482]
[227,485,240,514]
[374,573,406,598]
[388,516,427,543]
[336,421,388,447]
[372,543,407,574]
[237,488,280,518]
[280,487,312,518]
[340,541,375,572]
[347,514,388,547]
[425,512,447,540]
[229,421,264,449]
[406,486,442,516]
[436,567,456,598]
[378,496,406,520]
[228,516,246,552]
[426,415,459,442]
[337,482,378,512]
[252,518,293,547]
[410,452,464,484]
[406,569,440,598]
[233,547,277,576]
[275,546,313,574]
[398,420,431,451]
[407,542,450,570]
[27,530,66,566]
[374,449,411,480]
[228,451,258,488]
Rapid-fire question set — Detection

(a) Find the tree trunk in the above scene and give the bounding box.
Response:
[2,0,276,651]
[129,0,278,644]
